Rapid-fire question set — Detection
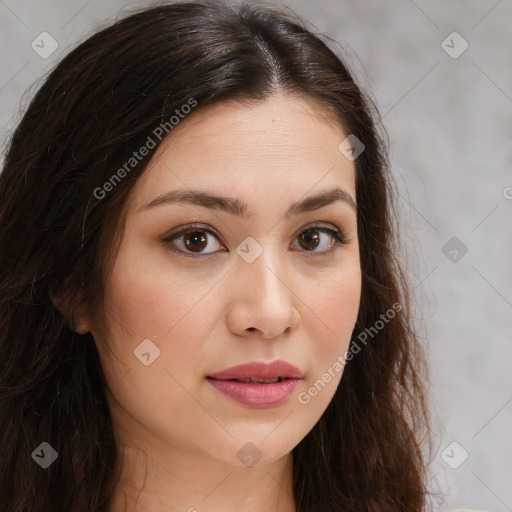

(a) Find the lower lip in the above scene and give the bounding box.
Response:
[207,378,301,408]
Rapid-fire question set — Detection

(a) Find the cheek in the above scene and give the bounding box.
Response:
[306,261,361,349]
[100,245,211,344]
[93,250,211,401]
[297,263,361,408]
[93,251,221,448]
[323,276,360,351]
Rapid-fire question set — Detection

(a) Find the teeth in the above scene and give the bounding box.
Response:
[238,377,282,383]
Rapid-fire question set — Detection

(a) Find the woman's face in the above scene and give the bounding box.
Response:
[87,93,361,469]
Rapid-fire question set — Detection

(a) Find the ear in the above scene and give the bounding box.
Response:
[69,299,92,335]
[50,285,92,335]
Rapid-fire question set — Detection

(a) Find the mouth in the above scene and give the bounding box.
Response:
[207,360,303,381]
[206,360,303,408]
[207,376,291,383]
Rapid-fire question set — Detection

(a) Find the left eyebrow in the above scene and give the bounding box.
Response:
[138,186,356,217]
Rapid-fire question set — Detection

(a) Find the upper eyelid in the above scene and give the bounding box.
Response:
[162,223,223,244]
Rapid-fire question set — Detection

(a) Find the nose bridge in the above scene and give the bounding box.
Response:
[239,237,286,300]
[230,235,298,337]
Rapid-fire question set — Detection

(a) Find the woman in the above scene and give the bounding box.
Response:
[0,1,432,511]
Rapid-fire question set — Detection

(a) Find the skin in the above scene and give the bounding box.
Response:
[73,92,361,512]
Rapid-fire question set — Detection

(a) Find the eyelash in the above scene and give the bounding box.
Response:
[160,222,348,259]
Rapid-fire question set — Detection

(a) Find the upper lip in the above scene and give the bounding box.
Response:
[207,360,303,380]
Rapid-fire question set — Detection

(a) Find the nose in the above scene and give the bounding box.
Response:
[226,246,300,339]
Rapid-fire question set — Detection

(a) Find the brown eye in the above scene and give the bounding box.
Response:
[182,231,209,253]
[291,225,347,255]
[163,224,224,257]
[297,228,321,251]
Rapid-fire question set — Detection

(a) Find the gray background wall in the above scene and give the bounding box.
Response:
[1,0,511,510]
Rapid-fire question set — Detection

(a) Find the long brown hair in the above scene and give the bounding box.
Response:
[0,1,431,510]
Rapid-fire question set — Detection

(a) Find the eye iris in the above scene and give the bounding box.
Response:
[184,231,208,252]
[299,229,320,250]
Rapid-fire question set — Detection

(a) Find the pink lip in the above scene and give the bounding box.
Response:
[207,360,303,409]
[208,360,303,380]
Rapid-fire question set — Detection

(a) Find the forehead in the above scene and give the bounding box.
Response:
[130,93,356,213]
